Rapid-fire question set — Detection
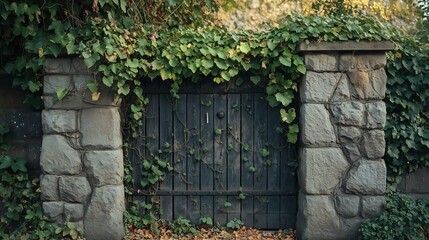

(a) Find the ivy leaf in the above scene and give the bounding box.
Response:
[201,59,214,69]
[238,42,250,54]
[275,91,293,107]
[280,108,296,124]
[102,76,114,87]
[250,76,261,85]
[297,64,307,74]
[56,87,69,100]
[87,81,97,93]
[287,132,298,144]
[279,55,292,67]
[83,53,100,68]
[0,156,12,169]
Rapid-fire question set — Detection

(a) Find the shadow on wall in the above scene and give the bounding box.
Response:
[0,73,42,177]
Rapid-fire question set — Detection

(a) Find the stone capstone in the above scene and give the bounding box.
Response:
[42,110,77,133]
[300,104,337,146]
[335,195,360,218]
[300,72,342,102]
[304,54,338,72]
[339,53,386,71]
[40,175,60,201]
[84,185,125,240]
[366,102,386,129]
[361,196,385,218]
[84,150,124,187]
[345,161,386,195]
[362,130,385,159]
[64,203,85,221]
[300,148,349,194]
[80,108,122,149]
[43,201,64,223]
[297,194,340,240]
[331,101,365,126]
[40,134,82,175]
[59,176,91,203]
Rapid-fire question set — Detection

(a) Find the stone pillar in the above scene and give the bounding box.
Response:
[296,41,394,239]
[40,58,125,240]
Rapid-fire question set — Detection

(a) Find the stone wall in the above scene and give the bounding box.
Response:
[399,167,429,198]
[296,41,394,239]
[40,58,125,240]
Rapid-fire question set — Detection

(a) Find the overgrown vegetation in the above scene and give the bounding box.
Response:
[360,193,429,239]
[0,125,82,239]
[1,0,429,236]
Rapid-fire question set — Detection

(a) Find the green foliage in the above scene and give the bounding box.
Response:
[169,217,197,235]
[226,219,244,230]
[199,216,213,226]
[0,125,83,239]
[359,193,429,239]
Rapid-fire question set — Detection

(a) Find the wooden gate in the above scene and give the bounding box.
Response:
[131,79,297,229]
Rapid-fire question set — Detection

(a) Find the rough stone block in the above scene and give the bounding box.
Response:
[339,53,386,71]
[343,143,361,163]
[297,194,340,240]
[59,176,92,203]
[300,72,342,103]
[361,196,385,218]
[367,69,387,99]
[80,108,122,149]
[44,59,73,74]
[345,160,386,195]
[338,126,361,143]
[73,74,91,92]
[72,58,92,74]
[304,54,338,71]
[84,150,124,186]
[84,185,125,240]
[40,175,60,201]
[348,71,369,99]
[362,130,385,159]
[300,148,349,194]
[40,135,82,175]
[43,75,72,95]
[43,201,64,223]
[335,195,360,218]
[300,104,337,146]
[366,102,386,129]
[339,217,364,240]
[64,203,85,221]
[72,221,85,236]
[42,110,78,133]
[331,74,351,102]
[331,101,365,126]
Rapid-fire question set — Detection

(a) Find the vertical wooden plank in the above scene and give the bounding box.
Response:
[281,196,297,228]
[213,94,227,225]
[227,94,241,221]
[173,94,187,219]
[200,94,214,222]
[240,93,254,226]
[267,196,280,229]
[159,94,173,222]
[187,94,201,223]
[253,93,268,229]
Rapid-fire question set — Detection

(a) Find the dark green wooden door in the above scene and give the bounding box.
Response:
[131,80,297,229]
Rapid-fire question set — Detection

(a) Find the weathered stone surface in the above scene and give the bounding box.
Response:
[300,148,349,194]
[84,150,124,186]
[348,71,369,99]
[40,175,60,201]
[72,58,92,74]
[339,53,386,71]
[297,194,340,240]
[331,101,365,126]
[366,102,386,129]
[345,161,386,195]
[304,54,338,71]
[339,217,364,240]
[300,104,337,146]
[361,196,385,218]
[338,126,361,143]
[59,176,91,203]
[367,69,387,99]
[80,108,122,149]
[40,135,82,175]
[400,166,429,194]
[64,203,84,221]
[331,74,351,102]
[335,195,360,218]
[43,201,64,222]
[73,75,91,92]
[43,75,72,95]
[300,72,342,102]
[71,221,85,235]
[44,59,73,74]
[84,185,125,240]
[42,110,77,133]
[362,130,385,159]
[343,143,361,163]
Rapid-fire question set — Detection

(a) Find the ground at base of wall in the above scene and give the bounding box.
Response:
[124,224,295,240]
